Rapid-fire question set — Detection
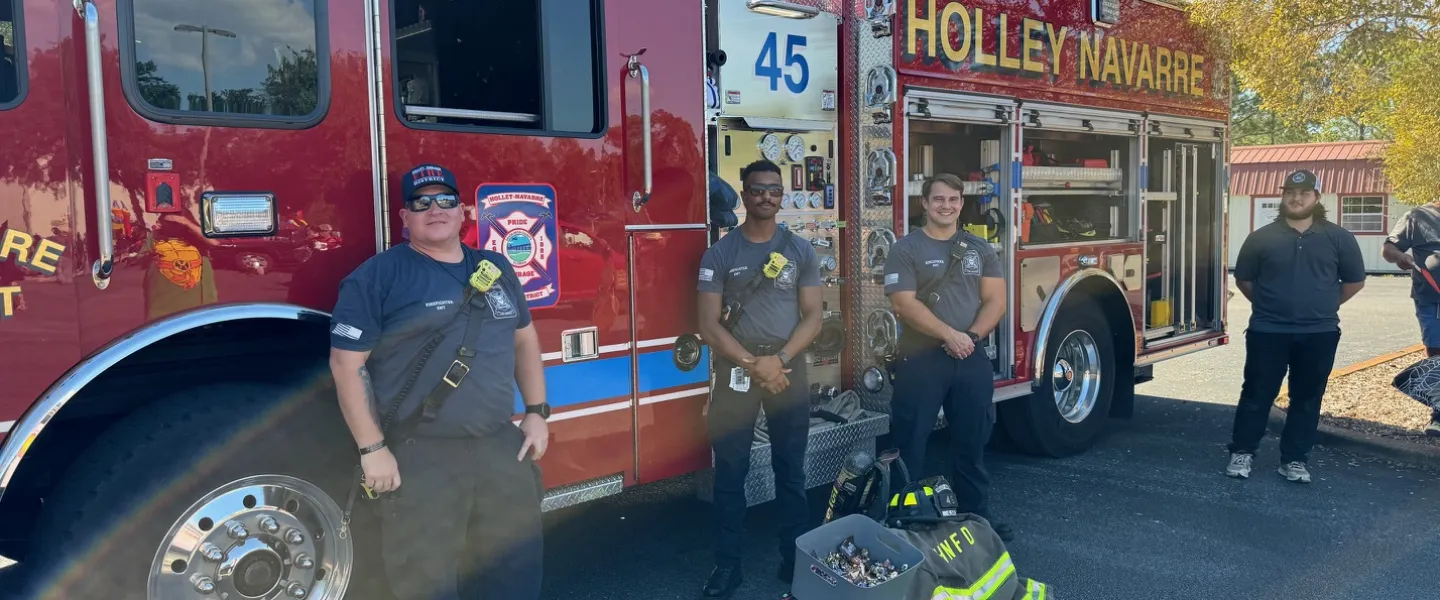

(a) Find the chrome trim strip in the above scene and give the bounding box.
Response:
[1030,268,1136,385]
[79,1,115,289]
[1135,334,1226,367]
[364,0,389,253]
[627,235,641,481]
[0,304,329,503]
[404,105,539,123]
[993,382,1031,402]
[624,223,708,231]
[540,473,624,513]
[739,116,836,132]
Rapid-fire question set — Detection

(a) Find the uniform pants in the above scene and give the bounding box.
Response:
[708,357,811,568]
[1228,329,1342,464]
[376,426,544,600]
[889,345,996,517]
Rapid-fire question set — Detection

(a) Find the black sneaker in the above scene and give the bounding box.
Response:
[1427,413,1440,437]
[701,565,742,599]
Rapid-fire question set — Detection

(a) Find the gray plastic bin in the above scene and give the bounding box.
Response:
[790,514,926,600]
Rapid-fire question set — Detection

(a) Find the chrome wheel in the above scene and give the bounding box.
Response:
[1052,329,1101,424]
[149,475,351,600]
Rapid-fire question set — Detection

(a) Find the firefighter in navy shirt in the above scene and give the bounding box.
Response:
[1382,198,1440,435]
[328,164,551,600]
[696,159,823,598]
[882,174,1011,541]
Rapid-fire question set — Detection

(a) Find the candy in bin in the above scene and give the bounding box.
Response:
[815,535,906,588]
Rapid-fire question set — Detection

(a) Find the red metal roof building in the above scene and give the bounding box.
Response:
[1227,140,1404,273]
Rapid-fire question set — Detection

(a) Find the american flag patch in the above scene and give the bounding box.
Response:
[332,323,363,340]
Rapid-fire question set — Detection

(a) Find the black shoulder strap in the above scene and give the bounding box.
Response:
[721,227,794,334]
[916,233,971,308]
[378,250,491,441]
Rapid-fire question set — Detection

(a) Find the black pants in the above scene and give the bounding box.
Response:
[375,426,545,600]
[888,345,996,517]
[1228,329,1342,464]
[708,357,811,568]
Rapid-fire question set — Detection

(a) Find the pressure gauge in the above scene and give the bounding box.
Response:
[809,192,824,209]
[785,135,806,162]
[759,133,782,161]
[819,255,838,273]
[779,193,792,210]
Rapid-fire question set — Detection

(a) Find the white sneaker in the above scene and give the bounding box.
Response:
[1226,453,1253,479]
[1278,461,1311,483]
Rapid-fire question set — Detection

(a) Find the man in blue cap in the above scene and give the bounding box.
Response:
[329,163,551,599]
[1226,169,1366,483]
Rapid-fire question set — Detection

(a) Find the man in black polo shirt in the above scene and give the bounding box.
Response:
[329,164,551,599]
[1226,169,1366,483]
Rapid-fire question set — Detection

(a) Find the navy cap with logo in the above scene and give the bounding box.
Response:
[1281,169,1321,192]
[402,164,459,199]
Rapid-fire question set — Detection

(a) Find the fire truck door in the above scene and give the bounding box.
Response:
[0,0,87,420]
[66,0,372,351]
[615,0,711,483]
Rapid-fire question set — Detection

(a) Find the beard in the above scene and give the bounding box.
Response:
[1282,202,1318,220]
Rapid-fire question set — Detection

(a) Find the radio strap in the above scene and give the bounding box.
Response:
[916,234,969,309]
[721,227,794,335]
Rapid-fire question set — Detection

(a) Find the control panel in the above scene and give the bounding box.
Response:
[715,119,845,392]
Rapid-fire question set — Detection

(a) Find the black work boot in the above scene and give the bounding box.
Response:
[777,557,794,584]
[701,565,742,598]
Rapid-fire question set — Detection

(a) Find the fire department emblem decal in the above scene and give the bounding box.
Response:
[962,249,982,275]
[474,183,561,309]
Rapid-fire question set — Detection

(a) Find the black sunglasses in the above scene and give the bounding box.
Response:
[406,192,461,212]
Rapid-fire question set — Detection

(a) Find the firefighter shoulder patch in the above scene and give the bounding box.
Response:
[961,250,982,276]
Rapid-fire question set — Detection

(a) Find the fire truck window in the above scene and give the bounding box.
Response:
[0,0,21,107]
[126,0,323,118]
[391,0,603,135]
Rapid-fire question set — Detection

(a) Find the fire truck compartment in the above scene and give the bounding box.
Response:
[1017,129,1137,248]
[1143,138,1225,344]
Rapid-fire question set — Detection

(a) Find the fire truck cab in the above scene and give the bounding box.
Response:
[0,0,1228,597]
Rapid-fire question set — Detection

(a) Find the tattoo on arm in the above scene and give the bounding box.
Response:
[358,365,379,423]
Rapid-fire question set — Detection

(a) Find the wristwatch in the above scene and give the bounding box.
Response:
[776,351,792,366]
[964,331,981,343]
[525,402,551,419]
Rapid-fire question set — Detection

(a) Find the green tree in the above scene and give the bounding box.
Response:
[1191,0,1440,203]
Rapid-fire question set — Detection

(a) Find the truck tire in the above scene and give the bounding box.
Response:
[20,381,389,600]
[1001,302,1116,457]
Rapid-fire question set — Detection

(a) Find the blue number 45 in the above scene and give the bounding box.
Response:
[755,32,809,94]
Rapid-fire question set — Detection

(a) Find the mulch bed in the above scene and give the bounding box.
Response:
[1276,350,1440,449]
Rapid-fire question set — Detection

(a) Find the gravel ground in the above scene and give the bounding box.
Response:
[1277,350,1440,448]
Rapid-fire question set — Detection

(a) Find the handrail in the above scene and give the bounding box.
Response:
[626,53,652,212]
[78,0,114,289]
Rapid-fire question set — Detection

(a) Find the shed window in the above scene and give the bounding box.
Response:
[1340,196,1384,233]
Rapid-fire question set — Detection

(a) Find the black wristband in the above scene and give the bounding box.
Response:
[359,441,386,456]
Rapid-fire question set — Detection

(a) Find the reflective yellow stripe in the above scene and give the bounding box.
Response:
[1028,580,1048,600]
[928,552,1016,600]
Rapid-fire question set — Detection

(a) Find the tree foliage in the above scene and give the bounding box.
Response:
[1190,0,1440,203]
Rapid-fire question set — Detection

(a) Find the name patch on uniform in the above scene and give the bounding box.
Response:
[486,287,518,319]
[699,268,715,282]
[763,253,789,279]
[962,250,982,275]
[884,273,900,286]
[471,260,502,292]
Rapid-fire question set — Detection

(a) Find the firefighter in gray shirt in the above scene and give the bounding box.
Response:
[883,173,1011,541]
[696,159,823,598]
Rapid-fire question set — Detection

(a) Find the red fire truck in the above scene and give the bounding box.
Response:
[0,0,1229,596]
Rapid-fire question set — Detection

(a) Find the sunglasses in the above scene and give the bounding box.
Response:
[406,192,461,212]
[745,185,785,198]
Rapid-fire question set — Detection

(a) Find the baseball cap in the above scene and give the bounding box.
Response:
[401,164,459,199]
[1281,169,1321,192]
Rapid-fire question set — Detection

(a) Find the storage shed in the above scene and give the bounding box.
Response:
[1226,140,1408,274]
